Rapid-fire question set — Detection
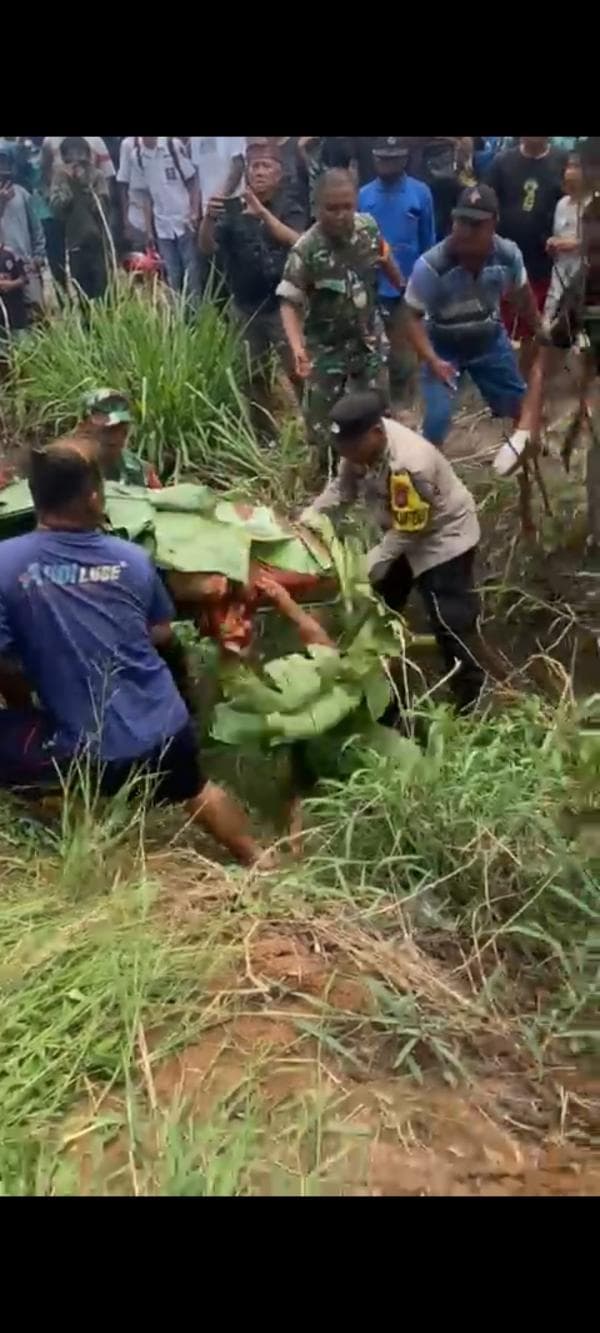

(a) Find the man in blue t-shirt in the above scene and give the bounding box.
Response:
[359,137,436,400]
[404,184,544,446]
[0,437,265,866]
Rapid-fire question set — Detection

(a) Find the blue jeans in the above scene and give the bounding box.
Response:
[156,230,200,301]
[422,327,526,447]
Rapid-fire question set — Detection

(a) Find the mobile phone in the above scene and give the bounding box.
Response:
[223,197,243,216]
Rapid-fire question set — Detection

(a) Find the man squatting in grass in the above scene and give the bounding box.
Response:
[0,438,270,867]
[302,391,485,713]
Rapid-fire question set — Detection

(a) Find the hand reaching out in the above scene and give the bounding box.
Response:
[254,570,294,612]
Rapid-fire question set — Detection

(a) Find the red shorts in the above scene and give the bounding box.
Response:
[501,277,550,342]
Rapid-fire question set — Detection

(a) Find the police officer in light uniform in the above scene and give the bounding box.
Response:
[302,390,484,711]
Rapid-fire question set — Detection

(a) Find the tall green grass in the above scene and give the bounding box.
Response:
[280,695,600,1058]
[9,283,310,500]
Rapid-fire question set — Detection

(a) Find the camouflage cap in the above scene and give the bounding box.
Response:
[81,388,132,427]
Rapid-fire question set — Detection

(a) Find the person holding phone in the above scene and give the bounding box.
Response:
[190,137,246,205]
[0,147,46,317]
[199,142,306,413]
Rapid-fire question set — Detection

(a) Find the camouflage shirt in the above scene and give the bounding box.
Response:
[106,449,161,489]
[277,213,388,363]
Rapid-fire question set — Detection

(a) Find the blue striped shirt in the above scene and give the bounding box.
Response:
[405,234,526,349]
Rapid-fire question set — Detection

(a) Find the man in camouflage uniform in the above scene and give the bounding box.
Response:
[277,168,404,465]
[78,389,161,489]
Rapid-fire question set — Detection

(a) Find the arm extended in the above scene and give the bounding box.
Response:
[255,573,333,648]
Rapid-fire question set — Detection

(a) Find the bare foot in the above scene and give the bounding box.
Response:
[248,845,280,873]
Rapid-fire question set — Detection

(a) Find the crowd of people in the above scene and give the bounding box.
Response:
[0,133,597,866]
[0,135,591,425]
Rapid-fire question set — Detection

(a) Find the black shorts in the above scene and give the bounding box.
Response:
[0,712,204,804]
[99,721,205,803]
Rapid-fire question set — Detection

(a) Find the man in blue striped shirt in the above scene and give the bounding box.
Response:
[404,184,543,446]
[359,137,435,400]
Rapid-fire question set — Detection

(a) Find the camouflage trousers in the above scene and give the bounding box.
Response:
[303,348,389,468]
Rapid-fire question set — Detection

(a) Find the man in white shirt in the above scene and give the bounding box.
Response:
[128,137,200,298]
[190,137,246,207]
[117,137,150,250]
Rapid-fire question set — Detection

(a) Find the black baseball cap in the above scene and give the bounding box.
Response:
[453,184,499,221]
[372,136,408,159]
[330,390,385,446]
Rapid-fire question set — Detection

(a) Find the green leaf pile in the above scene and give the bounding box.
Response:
[211,610,422,749]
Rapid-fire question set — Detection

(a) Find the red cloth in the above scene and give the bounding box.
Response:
[198,564,335,654]
[501,277,549,341]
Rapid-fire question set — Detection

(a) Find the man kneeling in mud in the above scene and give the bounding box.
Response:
[302,390,485,712]
[0,437,272,867]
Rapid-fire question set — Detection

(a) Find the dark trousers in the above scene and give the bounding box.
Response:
[372,547,484,712]
[42,215,67,292]
[69,244,108,301]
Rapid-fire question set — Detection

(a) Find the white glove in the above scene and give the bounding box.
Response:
[493,428,530,478]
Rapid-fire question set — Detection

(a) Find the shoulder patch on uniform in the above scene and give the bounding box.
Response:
[390,471,430,532]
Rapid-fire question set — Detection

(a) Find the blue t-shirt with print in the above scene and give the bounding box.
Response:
[0,529,188,761]
[358,174,436,299]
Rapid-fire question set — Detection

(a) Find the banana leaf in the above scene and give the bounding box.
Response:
[151,511,251,581]
[305,643,345,684]
[215,499,291,542]
[211,706,269,745]
[263,653,323,711]
[256,537,332,575]
[220,666,296,715]
[0,478,331,584]
[364,667,393,721]
[150,483,217,514]
[266,684,362,745]
[0,478,35,519]
[103,488,157,544]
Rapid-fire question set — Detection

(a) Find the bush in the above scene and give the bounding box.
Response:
[292,696,600,1053]
[10,283,307,499]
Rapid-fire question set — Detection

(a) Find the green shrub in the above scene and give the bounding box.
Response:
[9,283,307,498]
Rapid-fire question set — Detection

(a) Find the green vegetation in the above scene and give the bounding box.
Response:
[9,284,309,501]
[0,296,598,1195]
[0,694,598,1195]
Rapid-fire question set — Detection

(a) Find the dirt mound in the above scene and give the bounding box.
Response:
[58,922,600,1196]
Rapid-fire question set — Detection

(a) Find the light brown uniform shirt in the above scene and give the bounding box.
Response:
[311,417,480,579]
